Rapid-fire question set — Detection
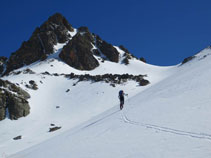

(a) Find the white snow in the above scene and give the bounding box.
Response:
[68,28,77,38]
[1,44,211,158]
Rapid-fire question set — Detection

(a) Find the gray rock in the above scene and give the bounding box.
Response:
[13,135,22,140]
[96,35,119,62]
[0,107,6,121]
[7,95,30,120]
[0,79,30,121]
[0,92,7,120]
[59,33,99,70]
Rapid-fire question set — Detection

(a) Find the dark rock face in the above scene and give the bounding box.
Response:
[13,135,22,140]
[59,33,99,70]
[0,57,7,75]
[96,36,119,62]
[60,27,119,69]
[140,57,147,63]
[49,126,61,132]
[139,79,150,86]
[122,58,129,65]
[0,92,7,120]
[5,13,74,75]
[182,56,196,64]
[77,27,95,43]
[0,79,30,120]
[78,26,90,33]
[7,96,30,120]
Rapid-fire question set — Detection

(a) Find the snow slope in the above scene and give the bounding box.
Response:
[4,48,211,158]
[2,14,210,157]
[0,42,175,157]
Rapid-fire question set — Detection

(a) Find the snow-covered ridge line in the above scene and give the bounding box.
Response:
[181,46,211,65]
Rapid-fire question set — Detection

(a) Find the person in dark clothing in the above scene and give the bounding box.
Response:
[119,90,127,110]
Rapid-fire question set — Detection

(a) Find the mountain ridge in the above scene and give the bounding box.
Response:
[1,13,142,76]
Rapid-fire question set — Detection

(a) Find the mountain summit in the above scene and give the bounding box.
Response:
[2,13,138,76]
[5,13,74,75]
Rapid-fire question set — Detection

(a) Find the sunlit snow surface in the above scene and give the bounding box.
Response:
[1,44,211,157]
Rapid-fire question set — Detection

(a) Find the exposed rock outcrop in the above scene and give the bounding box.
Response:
[60,27,120,70]
[0,92,7,120]
[25,80,38,90]
[5,13,74,75]
[182,56,196,64]
[13,135,22,140]
[65,73,149,86]
[119,45,137,65]
[140,57,147,63]
[49,126,61,132]
[96,35,119,62]
[59,32,99,70]
[0,79,30,120]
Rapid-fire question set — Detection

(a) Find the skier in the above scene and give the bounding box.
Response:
[118,90,127,110]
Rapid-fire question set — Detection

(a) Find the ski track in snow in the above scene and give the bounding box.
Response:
[121,112,211,141]
[82,110,120,129]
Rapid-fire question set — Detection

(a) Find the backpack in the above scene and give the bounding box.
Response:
[119,90,123,97]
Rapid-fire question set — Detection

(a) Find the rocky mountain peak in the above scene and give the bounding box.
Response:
[78,26,90,33]
[4,13,74,75]
[44,13,73,32]
[59,25,121,70]
[3,13,137,75]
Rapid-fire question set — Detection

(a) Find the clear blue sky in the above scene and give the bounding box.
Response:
[1,0,211,66]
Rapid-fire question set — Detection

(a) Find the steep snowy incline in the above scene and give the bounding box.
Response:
[0,48,175,156]
[8,49,211,158]
[0,73,144,156]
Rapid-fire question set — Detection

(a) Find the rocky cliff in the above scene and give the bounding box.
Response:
[0,79,30,120]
